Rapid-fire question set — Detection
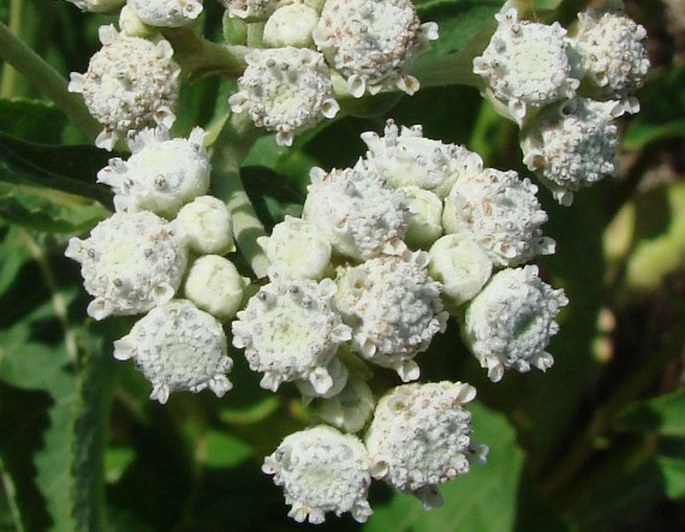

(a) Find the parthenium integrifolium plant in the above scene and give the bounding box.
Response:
[61,0,649,525]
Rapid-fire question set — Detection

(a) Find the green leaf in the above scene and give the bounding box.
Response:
[0,131,113,207]
[241,166,305,230]
[202,431,254,468]
[623,64,685,150]
[365,402,523,532]
[657,437,685,500]
[0,99,67,144]
[617,387,685,437]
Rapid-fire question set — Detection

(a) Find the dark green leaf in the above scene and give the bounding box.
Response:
[0,99,67,144]
[617,387,685,437]
[657,437,685,500]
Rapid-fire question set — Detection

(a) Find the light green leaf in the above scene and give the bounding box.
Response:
[365,402,523,532]
[202,431,254,469]
[657,438,685,501]
[617,387,685,437]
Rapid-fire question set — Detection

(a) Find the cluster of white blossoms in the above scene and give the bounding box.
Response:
[62,0,650,526]
[474,6,649,204]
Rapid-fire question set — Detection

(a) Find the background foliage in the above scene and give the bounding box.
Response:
[1,0,684,530]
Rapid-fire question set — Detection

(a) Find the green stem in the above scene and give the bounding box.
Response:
[0,22,100,141]
[161,26,249,79]
[210,112,269,278]
[0,455,25,532]
[0,0,24,97]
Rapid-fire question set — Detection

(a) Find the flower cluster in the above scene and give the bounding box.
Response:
[474,6,649,204]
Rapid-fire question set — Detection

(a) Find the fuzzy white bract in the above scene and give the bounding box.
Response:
[257,216,332,280]
[464,265,568,382]
[231,269,352,394]
[335,252,447,382]
[473,8,579,124]
[572,10,650,110]
[127,0,203,27]
[228,47,339,146]
[97,127,210,216]
[113,299,232,403]
[262,425,372,524]
[303,164,408,261]
[361,120,483,198]
[184,255,249,320]
[521,98,622,205]
[263,3,319,48]
[365,382,487,509]
[175,196,235,255]
[65,211,187,320]
[313,0,438,97]
[68,25,180,150]
[442,167,555,267]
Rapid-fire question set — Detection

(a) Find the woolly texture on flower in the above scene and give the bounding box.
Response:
[572,10,650,110]
[64,211,187,320]
[263,3,319,48]
[262,425,372,524]
[335,252,447,382]
[231,269,352,394]
[442,167,555,267]
[113,299,232,403]
[521,98,622,206]
[68,25,180,150]
[184,255,249,320]
[97,127,210,216]
[228,47,339,146]
[473,8,579,124]
[176,196,235,255]
[312,0,438,97]
[463,265,568,382]
[365,382,487,509]
[257,216,332,280]
[67,0,124,12]
[360,120,483,198]
[302,165,408,261]
[127,0,203,27]
[221,0,276,19]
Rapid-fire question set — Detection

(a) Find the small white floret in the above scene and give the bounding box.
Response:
[442,167,555,267]
[64,211,187,320]
[184,255,249,320]
[113,299,233,403]
[302,164,408,261]
[68,25,180,150]
[335,252,447,381]
[175,196,235,255]
[521,98,623,205]
[473,8,579,124]
[262,425,372,524]
[231,268,351,394]
[463,265,568,382]
[312,0,438,97]
[228,47,339,146]
[97,127,210,217]
[365,382,487,509]
[127,0,203,27]
[402,186,443,249]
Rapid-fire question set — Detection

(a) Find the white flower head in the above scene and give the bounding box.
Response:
[263,3,319,48]
[175,196,235,255]
[302,164,408,261]
[572,10,650,111]
[442,167,555,267]
[64,211,187,320]
[360,120,484,198]
[473,8,579,124]
[262,425,372,524]
[365,382,487,509]
[231,268,352,394]
[66,0,124,12]
[428,235,493,308]
[402,186,443,249]
[312,0,438,97]
[335,252,447,381]
[257,216,332,280]
[127,0,203,27]
[228,47,339,147]
[113,299,232,403]
[68,25,180,150]
[184,255,250,320]
[464,265,568,382]
[221,0,277,20]
[97,127,210,217]
[521,98,623,206]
